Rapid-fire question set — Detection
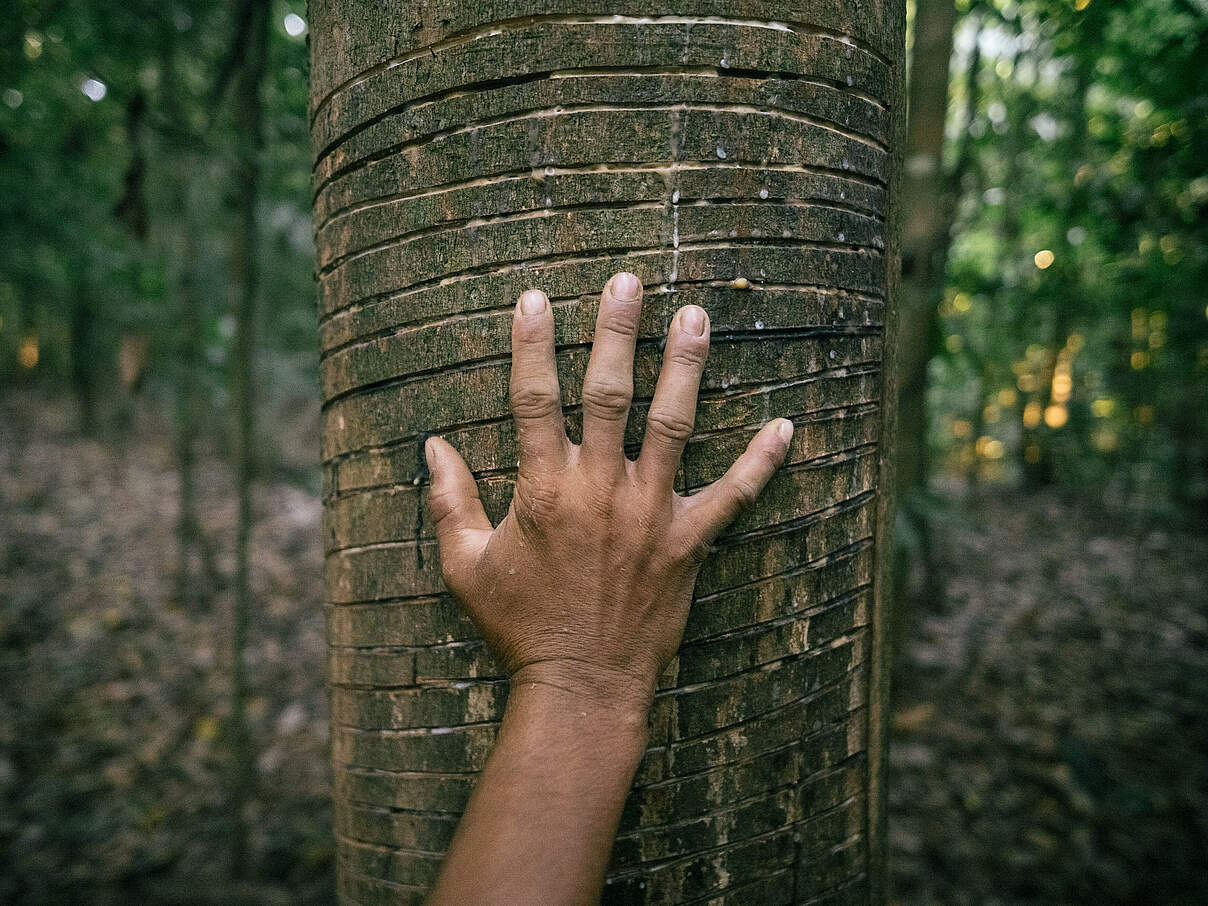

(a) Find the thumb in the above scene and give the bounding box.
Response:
[425,435,492,592]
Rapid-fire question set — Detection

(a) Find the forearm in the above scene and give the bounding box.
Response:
[426,679,649,905]
[422,272,790,902]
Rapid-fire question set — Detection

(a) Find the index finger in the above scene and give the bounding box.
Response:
[510,288,568,470]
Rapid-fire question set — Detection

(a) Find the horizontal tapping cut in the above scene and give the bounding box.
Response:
[318,161,884,243]
[321,198,889,280]
[320,238,885,323]
[315,64,888,185]
[316,101,888,227]
[312,11,894,126]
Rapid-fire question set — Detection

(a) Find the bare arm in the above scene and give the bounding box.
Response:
[424,271,793,905]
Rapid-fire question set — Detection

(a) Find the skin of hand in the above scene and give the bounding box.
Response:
[423,271,793,904]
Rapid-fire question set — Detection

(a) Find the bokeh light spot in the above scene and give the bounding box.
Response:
[1044,405,1068,429]
[81,78,107,102]
[1023,401,1043,429]
[18,334,38,369]
[284,13,307,37]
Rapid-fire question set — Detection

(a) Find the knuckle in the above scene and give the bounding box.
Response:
[645,407,695,444]
[597,306,639,340]
[666,343,708,369]
[516,474,561,525]
[428,489,462,526]
[580,492,613,524]
[759,444,784,469]
[729,477,760,511]
[581,380,632,420]
[510,383,561,420]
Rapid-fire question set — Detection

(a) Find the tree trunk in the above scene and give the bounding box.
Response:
[226,0,270,879]
[310,4,904,903]
[895,0,957,506]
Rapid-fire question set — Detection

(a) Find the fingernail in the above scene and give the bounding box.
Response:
[519,289,546,315]
[680,305,706,337]
[612,271,641,301]
[778,419,794,443]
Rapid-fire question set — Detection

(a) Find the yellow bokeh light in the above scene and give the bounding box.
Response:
[1034,250,1055,269]
[1135,405,1155,425]
[1018,374,1038,393]
[1051,372,1073,404]
[983,404,1001,425]
[1131,351,1149,370]
[976,436,1005,459]
[1023,401,1043,428]
[1066,334,1085,353]
[1091,398,1115,418]
[997,388,1017,407]
[1044,405,1069,429]
[946,334,963,353]
[1025,444,1042,464]
[18,334,38,369]
[1075,0,1092,10]
[952,293,972,313]
[952,419,973,439]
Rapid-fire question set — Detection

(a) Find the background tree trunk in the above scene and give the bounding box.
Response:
[310,3,904,902]
[895,0,958,502]
[226,0,270,879]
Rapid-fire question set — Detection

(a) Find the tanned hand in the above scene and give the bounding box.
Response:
[424,271,793,905]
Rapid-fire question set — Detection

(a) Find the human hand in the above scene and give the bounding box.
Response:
[423,271,794,718]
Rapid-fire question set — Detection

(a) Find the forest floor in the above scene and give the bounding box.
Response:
[1,391,1205,904]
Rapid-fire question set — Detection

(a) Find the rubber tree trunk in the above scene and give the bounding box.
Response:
[310,4,905,903]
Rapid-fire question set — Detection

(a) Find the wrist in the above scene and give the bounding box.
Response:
[507,663,653,751]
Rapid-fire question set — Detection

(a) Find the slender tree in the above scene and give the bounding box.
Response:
[310,3,905,902]
[225,0,270,878]
[896,0,958,503]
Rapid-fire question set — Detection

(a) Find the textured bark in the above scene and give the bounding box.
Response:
[310,4,904,903]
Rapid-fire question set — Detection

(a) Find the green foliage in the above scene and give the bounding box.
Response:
[0,1,313,447]
[929,0,1208,514]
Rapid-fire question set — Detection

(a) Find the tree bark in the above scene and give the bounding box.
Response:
[310,4,905,903]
